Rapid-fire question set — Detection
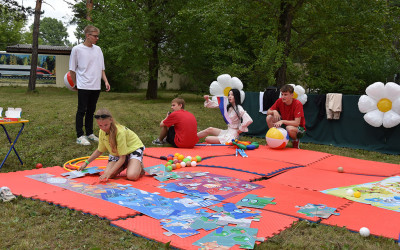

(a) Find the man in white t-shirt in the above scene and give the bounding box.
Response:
[69,25,111,145]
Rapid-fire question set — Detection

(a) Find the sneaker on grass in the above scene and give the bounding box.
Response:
[87,134,99,142]
[152,138,165,145]
[76,135,91,146]
[0,186,16,202]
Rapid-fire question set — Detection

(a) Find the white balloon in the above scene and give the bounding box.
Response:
[297,94,307,105]
[384,82,400,102]
[217,74,232,86]
[239,90,245,103]
[294,85,306,96]
[364,109,384,127]
[392,97,400,114]
[382,110,400,128]
[231,77,243,90]
[210,81,223,96]
[366,82,385,101]
[358,95,377,113]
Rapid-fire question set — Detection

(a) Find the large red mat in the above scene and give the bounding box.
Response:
[224,180,351,222]
[1,146,399,246]
[308,155,400,176]
[267,167,385,191]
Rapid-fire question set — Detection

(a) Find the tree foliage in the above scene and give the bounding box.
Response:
[35,17,70,46]
[0,3,27,50]
[70,0,400,95]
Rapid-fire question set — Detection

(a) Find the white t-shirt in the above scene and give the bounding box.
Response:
[69,44,105,90]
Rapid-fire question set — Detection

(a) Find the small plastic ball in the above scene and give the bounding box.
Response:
[337,167,344,173]
[168,154,174,157]
[176,163,181,169]
[354,191,361,198]
[167,156,173,161]
[178,155,184,161]
[174,153,180,157]
[166,165,172,172]
[186,156,192,160]
[173,159,178,164]
[171,164,176,170]
[196,156,202,162]
[36,163,43,169]
[191,161,197,167]
[346,189,354,196]
[359,227,370,237]
[180,162,186,167]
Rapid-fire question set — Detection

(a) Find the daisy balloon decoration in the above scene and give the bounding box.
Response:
[282,84,307,105]
[358,82,400,128]
[209,74,245,103]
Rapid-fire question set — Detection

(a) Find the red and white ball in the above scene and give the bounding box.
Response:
[64,71,77,91]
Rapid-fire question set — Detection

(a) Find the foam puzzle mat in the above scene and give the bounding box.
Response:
[1,145,399,249]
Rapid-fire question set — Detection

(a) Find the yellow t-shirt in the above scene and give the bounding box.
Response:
[98,124,144,156]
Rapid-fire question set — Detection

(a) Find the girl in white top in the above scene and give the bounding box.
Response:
[197,89,253,144]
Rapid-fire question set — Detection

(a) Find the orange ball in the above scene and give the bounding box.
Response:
[176,163,181,169]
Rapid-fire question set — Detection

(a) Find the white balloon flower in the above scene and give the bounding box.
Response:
[279,84,308,105]
[209,74,245,103]
[358,82,400,128]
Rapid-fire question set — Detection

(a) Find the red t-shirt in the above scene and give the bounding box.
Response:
[270,98,306,129]
[162,110,199,148]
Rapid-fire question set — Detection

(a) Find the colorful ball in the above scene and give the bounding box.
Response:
[354,191,361,198]
[64,71,77,91]
[196,156,202,162]
[181,162,186,167]
[338,167,344,173]
[166,165,172,172]
[265,127,289,149]
[191,161,197,167]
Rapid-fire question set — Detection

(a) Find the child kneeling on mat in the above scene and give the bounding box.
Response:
[79,108,145,181]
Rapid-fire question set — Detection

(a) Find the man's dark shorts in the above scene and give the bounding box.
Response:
[166,126,177,147]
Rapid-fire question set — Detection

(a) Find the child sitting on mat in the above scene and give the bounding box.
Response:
[79,108,145,181]
[197,89,253,144]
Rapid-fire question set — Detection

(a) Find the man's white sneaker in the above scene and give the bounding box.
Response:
[0,186,16,202]
[87,134,99,142]
[76,135,91,146]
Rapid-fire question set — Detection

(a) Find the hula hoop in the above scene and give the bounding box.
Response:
[63,156,109,172]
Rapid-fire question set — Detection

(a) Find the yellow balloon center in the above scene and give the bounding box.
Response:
[293,92,298,99]
[377,98,392,112]
[223,87,232,96]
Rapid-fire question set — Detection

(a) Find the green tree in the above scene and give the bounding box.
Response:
[30,17,69,46]
[0,4,27,50]
[72,0,187,98]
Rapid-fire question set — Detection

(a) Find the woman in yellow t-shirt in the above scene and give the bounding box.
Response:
[79,108,145,181]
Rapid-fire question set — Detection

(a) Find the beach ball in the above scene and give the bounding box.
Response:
[64,71,77,91]
[266,127,289,149]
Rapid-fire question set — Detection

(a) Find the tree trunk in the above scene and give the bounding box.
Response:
[274,0,304,88]
[86,0,93,21]
[146,38,159,100]
[28,0,42,92]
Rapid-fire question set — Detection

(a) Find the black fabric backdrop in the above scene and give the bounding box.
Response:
[242,92,400,155]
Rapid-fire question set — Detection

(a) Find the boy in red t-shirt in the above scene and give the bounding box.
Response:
[266,84,306,149]
[152,98,198,148]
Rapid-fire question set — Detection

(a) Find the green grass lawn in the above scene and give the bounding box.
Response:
[0,86,398,249]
